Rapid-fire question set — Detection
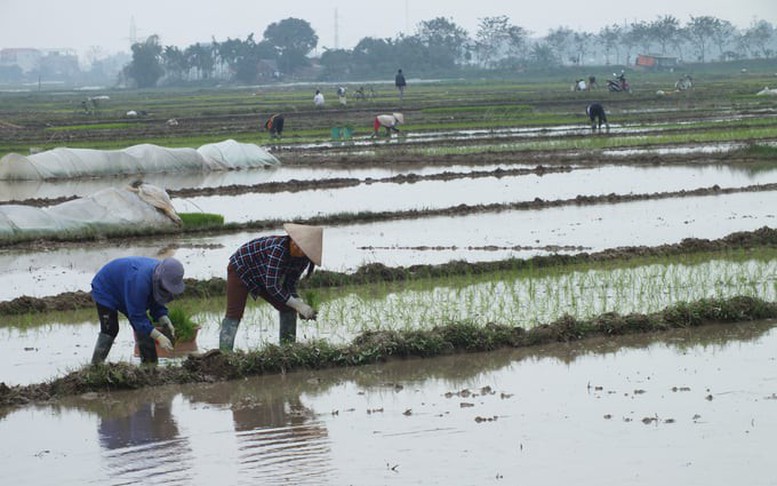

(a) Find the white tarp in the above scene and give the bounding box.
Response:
[0,184,179,240]
[0,139,279,180]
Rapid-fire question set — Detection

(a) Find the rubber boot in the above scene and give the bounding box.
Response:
[219,317,241,351]
[91,332,115,365]
[135,331,158,365]
[279,310,297,344]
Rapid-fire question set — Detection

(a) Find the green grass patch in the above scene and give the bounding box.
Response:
[179,212,224,228]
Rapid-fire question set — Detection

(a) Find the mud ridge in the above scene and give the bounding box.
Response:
[0,296,774,409]
[0,226,774,315]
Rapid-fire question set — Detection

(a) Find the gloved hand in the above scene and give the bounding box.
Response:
[158,315,175,339]
[150,328,174,352]
[286,296,317,320]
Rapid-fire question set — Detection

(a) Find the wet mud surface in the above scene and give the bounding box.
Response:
[2,318,777,485]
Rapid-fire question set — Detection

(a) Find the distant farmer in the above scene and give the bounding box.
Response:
[588,75,598,90]
[264,113,285,139]
[90,257,186,365]
[313,89,325,107]
[219,223,323,350]
[395,69,407,102]
[337,86,347,105]
[586,102,610,133]
[372,112,404,137]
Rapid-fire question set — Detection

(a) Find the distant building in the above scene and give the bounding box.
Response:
[0,47,80,81]
[635,54,680,71]
[0,48,42,73]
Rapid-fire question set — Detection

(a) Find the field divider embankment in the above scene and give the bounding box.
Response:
[0,182,774,249]
[1,226,775,315]
[0,295,775,408]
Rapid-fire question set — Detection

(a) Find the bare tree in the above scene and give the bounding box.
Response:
[545,27,575,65]
[744,20,775,58]
[598,24,622,65]
[649,15,681,54]
[685,15,723,62]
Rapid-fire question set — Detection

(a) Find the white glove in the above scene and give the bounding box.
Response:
[158,315,175,338]
[150,328,174,352]
[286,296,316,320]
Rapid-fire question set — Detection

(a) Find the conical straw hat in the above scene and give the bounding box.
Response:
[392,112,404,124]
[283,223,323,265]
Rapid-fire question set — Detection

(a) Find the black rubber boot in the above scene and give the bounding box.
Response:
[279,310,297,344]
[135,331,158,365]
[91,332,115,364]
[219,317,241,351]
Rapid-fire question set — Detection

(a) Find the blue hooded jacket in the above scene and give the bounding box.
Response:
[91,257,168,336]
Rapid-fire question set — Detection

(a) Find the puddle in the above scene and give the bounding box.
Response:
[603,143,743,157]
[0,163,525,203]
[170,165,777,224]
[2,320,776,485]
[0,191,773,302]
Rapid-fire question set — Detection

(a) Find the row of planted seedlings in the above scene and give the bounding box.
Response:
[1,233,776,405]
[2,231,776,336]
[211,247,775,346]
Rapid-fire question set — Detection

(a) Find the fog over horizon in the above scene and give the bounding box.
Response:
[1,0,772,60]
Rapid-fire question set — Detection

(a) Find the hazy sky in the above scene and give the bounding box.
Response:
[1,0,774,58]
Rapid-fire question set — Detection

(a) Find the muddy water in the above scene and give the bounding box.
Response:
[0,191,773,301]
[172,165,777,223]
[0,163,512,203]
[1,320,776,485]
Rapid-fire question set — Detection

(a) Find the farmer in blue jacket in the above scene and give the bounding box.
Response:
[90,257,186,365]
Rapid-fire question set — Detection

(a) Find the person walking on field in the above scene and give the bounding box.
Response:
[395,69,406,102]
[219,223,323,350]
[90,257,186,365]
[586,102,610,133]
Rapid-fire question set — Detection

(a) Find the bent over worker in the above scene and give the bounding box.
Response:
[264,113,284,139]
[90,257,185,365]
[372,112,404,137]
[586,102,610,133]
[219,223,323,350]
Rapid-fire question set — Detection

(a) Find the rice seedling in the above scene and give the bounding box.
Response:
[178,212,225,228]
[166,305,200,342]
[286,252,777,344]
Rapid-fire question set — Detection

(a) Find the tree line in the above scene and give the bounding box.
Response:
[124,14,776,88]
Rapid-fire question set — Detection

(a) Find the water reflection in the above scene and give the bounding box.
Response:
[94,390,195,484]
[181,375,333,484]
[2,320,776,485]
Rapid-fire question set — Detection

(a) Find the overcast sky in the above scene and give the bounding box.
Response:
[1,0,774,59]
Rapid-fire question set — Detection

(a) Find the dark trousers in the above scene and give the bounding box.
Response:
[96,304,120,338]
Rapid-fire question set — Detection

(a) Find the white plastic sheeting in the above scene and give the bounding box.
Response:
[0,139,279,180]
[0,185,180,240]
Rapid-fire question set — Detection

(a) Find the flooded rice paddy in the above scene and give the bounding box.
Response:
[0,190,774,301]
[2,320,776,485]
[2,253,774,387]
[169,164,776,223]
[2,80,777,484]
